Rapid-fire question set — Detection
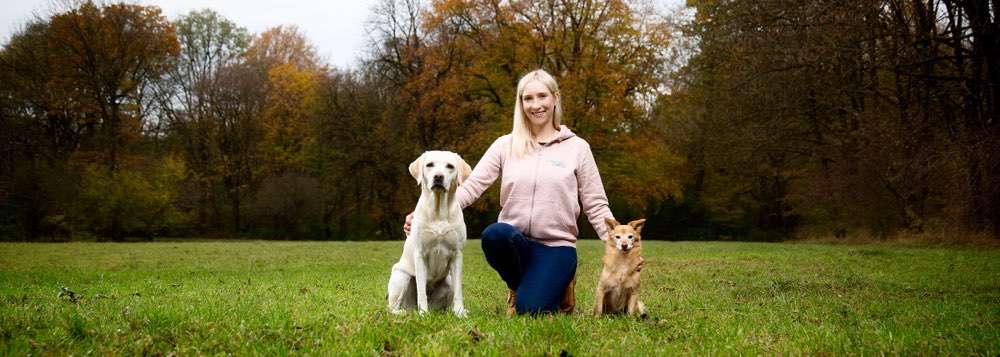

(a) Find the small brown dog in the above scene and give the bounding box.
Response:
[594,217,647,316]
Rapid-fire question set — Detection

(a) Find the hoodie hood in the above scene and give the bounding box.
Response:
[541,125,576,145]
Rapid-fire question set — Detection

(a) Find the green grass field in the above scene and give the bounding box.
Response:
[1,240,998,355]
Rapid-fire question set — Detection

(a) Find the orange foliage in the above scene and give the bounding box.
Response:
[380,0,684,214]
[260,63,321,175]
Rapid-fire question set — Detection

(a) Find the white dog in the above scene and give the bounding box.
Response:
[387,151,471,316]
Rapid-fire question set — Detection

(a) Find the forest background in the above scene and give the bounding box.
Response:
[1,0,998,242]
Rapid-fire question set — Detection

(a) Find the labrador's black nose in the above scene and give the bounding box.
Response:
[433,174,444,183]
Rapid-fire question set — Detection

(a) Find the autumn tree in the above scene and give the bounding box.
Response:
[41,1,179,240]
[366,0,684,238]
[152,9,251,231]
[940,0,1000,237]
[0,2,181,241]
[201,62,267,232]
[245,25,321,72]
[227,26,326,235]
[310,68,416,239]
[0,20,76,239]
[47,1,179,174]
[664,0,999,239]
[258,63,321,176]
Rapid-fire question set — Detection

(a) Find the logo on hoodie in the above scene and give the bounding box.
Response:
[548,159,565,168]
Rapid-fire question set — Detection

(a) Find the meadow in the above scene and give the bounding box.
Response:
[0,240,997,355]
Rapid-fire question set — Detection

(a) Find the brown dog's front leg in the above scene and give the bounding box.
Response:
[626,293,641,316]
[593,282,606,316]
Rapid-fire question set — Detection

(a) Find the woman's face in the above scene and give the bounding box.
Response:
[521,80,557,129]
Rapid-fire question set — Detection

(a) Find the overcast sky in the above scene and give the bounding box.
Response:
[1,0,687,69]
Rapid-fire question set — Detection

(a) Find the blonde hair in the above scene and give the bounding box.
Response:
[511,69,563,157]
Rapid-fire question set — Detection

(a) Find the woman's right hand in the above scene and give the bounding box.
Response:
[403,212,414,236]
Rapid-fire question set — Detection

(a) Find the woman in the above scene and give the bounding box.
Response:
[405,69,615,314]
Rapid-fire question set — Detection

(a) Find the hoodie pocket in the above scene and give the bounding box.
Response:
[532,199,578,239]
[498,195,532,233]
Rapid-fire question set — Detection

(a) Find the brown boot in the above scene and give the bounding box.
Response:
[558,275,576,314]
[506,289,517,316]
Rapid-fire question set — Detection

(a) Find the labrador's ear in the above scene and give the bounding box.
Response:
[458,158,472,185]
[628,219,646,236]
[408,154,424,185]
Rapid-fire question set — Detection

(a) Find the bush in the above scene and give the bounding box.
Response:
[70,156,189,239]
[247,173,324,239]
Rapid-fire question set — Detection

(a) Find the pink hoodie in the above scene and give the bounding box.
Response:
[457,125,615,247]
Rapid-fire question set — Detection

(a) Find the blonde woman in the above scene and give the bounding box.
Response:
[405,69,615,314]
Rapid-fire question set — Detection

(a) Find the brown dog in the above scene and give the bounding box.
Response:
[593,217,647,316]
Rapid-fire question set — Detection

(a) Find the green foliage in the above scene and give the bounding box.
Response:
[0,240,997,354]
[70,157,189,239]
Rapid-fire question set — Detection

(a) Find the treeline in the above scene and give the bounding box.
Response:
[0,0,680,241]
[0,0,996,242]
[660,0,999,239]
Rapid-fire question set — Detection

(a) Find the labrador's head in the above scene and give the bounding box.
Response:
[409,151,472,192]
[604,217,646,252]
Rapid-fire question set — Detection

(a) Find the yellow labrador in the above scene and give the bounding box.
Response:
[387,151,472,316]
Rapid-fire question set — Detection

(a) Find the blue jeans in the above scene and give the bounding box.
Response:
[481,222,577,314]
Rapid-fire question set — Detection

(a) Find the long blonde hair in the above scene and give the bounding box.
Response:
[511,69,563,157]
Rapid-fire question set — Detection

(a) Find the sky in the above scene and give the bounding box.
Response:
[1,0,688,69]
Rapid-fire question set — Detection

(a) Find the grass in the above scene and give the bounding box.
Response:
[0,240,998,355]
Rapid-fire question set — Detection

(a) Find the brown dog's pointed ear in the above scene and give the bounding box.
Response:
[458,157,472,185]
[628,219,646,235]
[604,216,620,233]
[408,154,424,186]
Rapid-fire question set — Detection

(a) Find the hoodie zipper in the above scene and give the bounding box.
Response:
[526,146,542,237]
[526,127,569,239]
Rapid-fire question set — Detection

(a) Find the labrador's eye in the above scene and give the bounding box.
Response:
[446,164,454,170]
[426,162,434,168]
